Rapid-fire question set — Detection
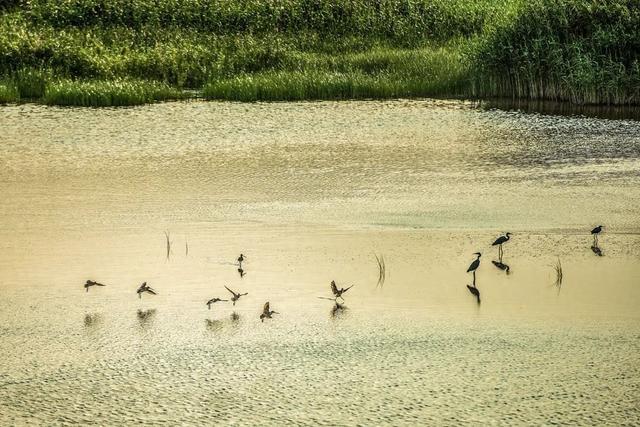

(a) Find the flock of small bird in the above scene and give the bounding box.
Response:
[464,225,605,303]
[84,226,606,314]
[84,252,355,323]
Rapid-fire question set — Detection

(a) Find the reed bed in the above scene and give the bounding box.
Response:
[0,0,637,106]
[0,80,19,103]
[43,79,186,106]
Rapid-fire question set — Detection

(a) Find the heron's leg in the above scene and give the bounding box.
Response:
[472,270,476,287]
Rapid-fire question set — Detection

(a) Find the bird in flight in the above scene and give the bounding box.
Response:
[206,297,228,310]
[260,302,279,322]
[136,282,158,299]
[331,280,354,300]
[84,280,106,292]
[225,285,248,306]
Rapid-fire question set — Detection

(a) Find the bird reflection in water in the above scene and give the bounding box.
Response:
[591,243,603,256]
[136,309,157,328]
[84,313,102,327]
[492,260,511,274]
[237,267,246,278]
[230,312,241,322]
[330,302,347,318]
[205,318,223,332]
[466,284,481,305]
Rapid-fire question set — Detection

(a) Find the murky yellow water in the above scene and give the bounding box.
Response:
[1,100,639,425]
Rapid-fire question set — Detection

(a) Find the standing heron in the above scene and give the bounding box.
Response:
[136,282,158,299]
[84,280,106,292]
[237,254,245,266]
[224,285,248,306]
[467,252,481,286]
[492,232,511,261]
[260,302,279,322]
[206,297,228,310]
[331,280,354,301]
[591,225,603,245]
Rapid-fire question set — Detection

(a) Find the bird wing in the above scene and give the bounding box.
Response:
[146,287,158,295]
[96,282,106,286]
[263,302,270,314]
[224,285,237,297]
[591,227,600,234]
[466,260,478,272]
[331,281,338,295]
[492,237,503,245]
[342,285,354,294]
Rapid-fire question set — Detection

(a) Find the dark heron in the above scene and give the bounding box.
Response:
[591,225,603,245]
[492,232,511,261]
[136,282,158,299]
[237,254,245,265]
[84,280,106,292]
[224,285,248,306]
[467,252,481,286]
[331,280,354,300]
[260,302,279,322]
[206,297,228,310]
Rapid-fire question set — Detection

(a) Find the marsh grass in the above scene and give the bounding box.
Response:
[43,79,186,106]
[0,0,638,105]
[0,80,18,103]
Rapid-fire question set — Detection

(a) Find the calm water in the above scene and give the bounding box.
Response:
[1,100,639,425]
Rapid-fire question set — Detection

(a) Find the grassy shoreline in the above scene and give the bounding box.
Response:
[1,0,638,107]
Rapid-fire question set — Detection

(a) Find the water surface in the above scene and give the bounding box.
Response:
[1,100,639,425]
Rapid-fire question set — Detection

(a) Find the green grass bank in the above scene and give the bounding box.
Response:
[0,0,638,106]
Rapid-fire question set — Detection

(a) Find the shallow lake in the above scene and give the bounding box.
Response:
[1,100,639,425]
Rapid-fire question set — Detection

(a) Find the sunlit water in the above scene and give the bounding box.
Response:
[1,100,639,425]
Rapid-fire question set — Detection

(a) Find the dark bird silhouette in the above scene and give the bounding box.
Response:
[467,252,481,286]
[84,280,106,292]
[206,297,228,310]
[225,285,247,306]
[237,254,245,265]
[591,245,603,256]
[492,232,511,261]
[591,225,603,245]
[237,267,246,278]
[260,302,279,322]
[467,284,481,304]
[136,282,158,299]
[331,280,354,300]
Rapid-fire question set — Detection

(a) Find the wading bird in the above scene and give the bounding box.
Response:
[331,280,354,300]
[591,225,603,245]
[136,282,158,299]
[466,284,481,304]
[237,254,245,266]
[84,280,106,292]
[492,232,511,261]
[206,297,228,310]
[225,285,247,306]
[467,253,481,285]
[260,302,279,322]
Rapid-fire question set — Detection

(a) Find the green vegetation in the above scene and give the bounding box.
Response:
[0,0,637,106]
